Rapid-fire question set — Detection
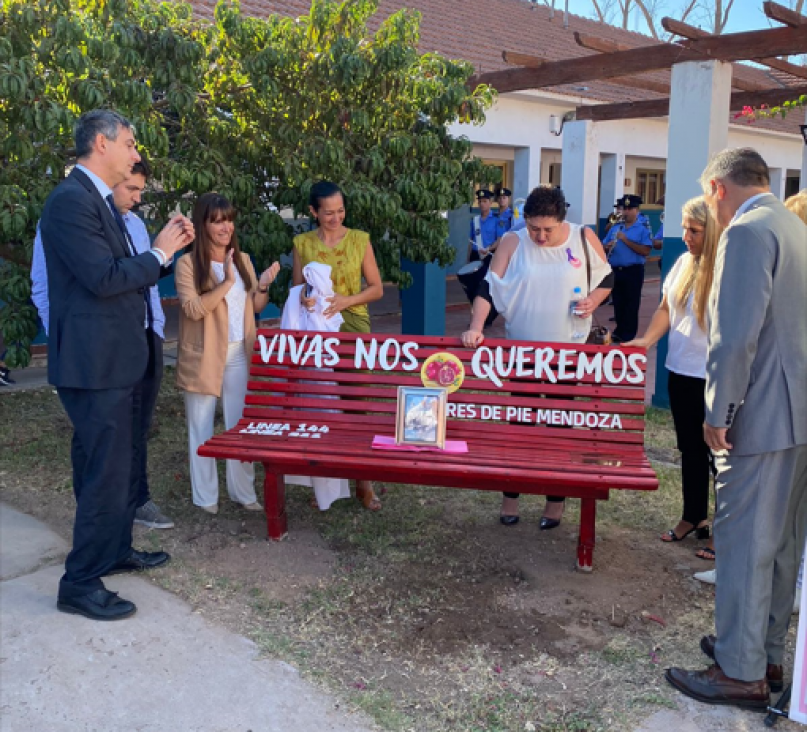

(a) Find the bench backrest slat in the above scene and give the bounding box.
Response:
[247,329,648,445]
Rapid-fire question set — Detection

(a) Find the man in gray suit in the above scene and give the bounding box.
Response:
[666,148,807,709]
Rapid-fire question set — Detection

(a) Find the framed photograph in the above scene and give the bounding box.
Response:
[395,386,448,449]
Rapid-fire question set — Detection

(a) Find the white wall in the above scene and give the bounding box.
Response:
[450,93,803,203]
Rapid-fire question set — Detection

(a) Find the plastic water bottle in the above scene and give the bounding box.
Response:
[569,286,587,342]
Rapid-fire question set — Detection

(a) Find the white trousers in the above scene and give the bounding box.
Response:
[184,341,256,508]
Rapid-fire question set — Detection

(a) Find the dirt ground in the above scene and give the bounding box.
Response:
[1,383,799,731]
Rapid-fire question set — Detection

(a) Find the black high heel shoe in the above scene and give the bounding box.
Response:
[661,524,710,542]
[500,515,520,526]
[539,516,561,531]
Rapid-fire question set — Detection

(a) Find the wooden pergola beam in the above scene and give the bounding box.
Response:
[577,29,765,92]
[473,44,700,92]
[472,25,807,92]
[502,49,671,95]
[662,17,807,82]
[573,34,633,54]
[502,51,545,68]
[764,0,807,27]
[575,83,807,122]
[676,23,807,61]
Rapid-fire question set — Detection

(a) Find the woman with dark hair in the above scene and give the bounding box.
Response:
[461,186,613,529]
[176,193,280,514]
[292,180,384,510]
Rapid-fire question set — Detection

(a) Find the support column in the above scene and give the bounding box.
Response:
[513,146,542,199]
[400,258,446,336]
[654,60,732,408]
[561,120,599,228]
[599,152,625,235]
[769,168,787,200]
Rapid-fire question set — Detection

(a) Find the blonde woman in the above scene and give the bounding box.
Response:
[784,188,807,223]
[625,197,722,558]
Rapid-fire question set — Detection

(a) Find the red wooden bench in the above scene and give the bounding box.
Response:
[198,330,658,571]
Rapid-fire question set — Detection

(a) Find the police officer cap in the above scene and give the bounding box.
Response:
[622,194,643,208]
[615,198,624,208]
[476,189,494,200]
[497,188,512,197]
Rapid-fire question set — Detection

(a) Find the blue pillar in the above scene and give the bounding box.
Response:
[258,303,280,320]
[651,236,686,409]
[400,259,446,336]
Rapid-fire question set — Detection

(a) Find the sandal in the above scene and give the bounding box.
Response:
[356,483,382,512]
[696,546,716,561]
[661,524,710,542]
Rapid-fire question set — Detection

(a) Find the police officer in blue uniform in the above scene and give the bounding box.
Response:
[495,188,514,240]
[468,189,499,263]
[603,194,653,342]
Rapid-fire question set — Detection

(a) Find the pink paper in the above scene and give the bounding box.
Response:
[371,435,468,453]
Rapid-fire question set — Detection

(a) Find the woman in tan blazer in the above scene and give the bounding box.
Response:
[176,193,280,514]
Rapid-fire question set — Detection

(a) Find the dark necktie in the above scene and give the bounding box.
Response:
[106,194,154,328]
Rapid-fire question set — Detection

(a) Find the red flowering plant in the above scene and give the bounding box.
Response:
[733,95,807,123]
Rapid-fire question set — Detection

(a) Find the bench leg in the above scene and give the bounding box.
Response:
[263,471,288,541]
[576,498,596,573]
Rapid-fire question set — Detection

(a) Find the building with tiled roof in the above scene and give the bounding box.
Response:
[191,0,804,242]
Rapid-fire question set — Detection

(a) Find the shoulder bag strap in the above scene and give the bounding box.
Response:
[580,225,591,293]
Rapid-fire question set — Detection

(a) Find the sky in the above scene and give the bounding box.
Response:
[561,0,783,36]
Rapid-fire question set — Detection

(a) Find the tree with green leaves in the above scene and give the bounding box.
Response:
[0,0,496,367]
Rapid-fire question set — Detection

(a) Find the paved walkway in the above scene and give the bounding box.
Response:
[2,503,799,730]
[1,273,664,404]
[0,502,377,732]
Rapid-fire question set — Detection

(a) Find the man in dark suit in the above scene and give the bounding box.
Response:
[40,109,193,621]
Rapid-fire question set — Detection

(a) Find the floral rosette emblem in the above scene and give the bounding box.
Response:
[421,352,465,393]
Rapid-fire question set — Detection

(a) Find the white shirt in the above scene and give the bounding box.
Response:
[74,164,165,266]
[211,261,246,342]
[487,224,611,343]
[662,254,708,379]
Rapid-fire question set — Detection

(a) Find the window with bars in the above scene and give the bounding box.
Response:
[636,169,666,205]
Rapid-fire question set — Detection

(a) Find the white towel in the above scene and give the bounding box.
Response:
[281,262,350,510]
[281,262,344,332]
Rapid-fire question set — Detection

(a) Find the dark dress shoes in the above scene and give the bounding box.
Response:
[665,664,769,711]
[105,549,171,576]
[700,634,783,692]
[539,517,561,531]
[57,589,136,621]
[500,515,519,526]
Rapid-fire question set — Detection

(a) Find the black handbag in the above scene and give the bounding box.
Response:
[580,228,612,346]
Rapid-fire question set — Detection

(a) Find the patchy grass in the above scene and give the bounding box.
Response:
[1,378,797,732]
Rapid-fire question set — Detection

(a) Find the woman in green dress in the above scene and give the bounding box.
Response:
[292,181,384,510]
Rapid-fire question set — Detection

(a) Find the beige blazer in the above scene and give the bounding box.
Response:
[175,252,258,397]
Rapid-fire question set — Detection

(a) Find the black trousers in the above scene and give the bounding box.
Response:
[668,370,714,526]
[612,264,644,342]
[58,328,157,598]
[131,331,163,508]
[58,384,140,598]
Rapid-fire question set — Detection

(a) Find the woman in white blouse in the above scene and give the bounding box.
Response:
[176,193,280,514]
[625,196,722,559]
[461,186,613,530]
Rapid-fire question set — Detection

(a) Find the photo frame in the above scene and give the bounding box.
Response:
[395,386,448,449]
